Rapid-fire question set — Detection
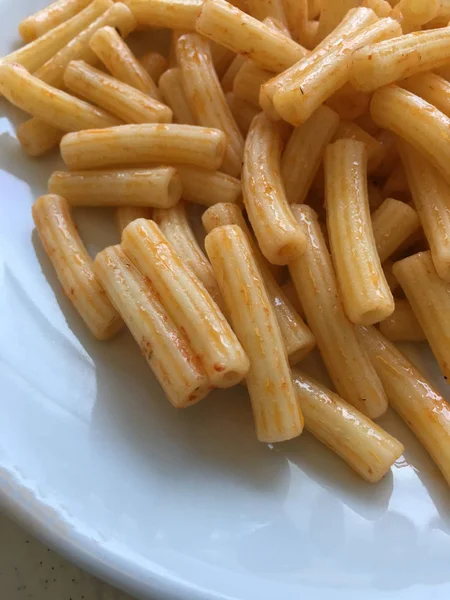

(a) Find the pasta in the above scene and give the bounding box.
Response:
[398,141,450,282]
[153,203,224,308]
[94,245,212,407]
[289,204,388,419]
[48,167,182,208]
[32,195,123,340]
[242,113,306,265]
[325,139,394,325]
[64,60,173,124]
[0,63,121,132]
[371,198,420,264]
[3,0,111,73]
[60,124,226,171]
[19,0,93,43]
[158,68,196,125]
[89,26,162,101]
[10,0,450,475]
[292,369,404,483]
[202,203,315,365]
[371,86,450,187]
[393,251,450,380]
[205,225,304,442]
[196,0,307,73]
[359,326,450,485]
[121,219,250,388]
[281,106,340,205]
[176,33,244,177]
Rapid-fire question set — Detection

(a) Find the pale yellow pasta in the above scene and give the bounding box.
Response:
[398,142,450,282]
[351,28,450,93]
[153,204,223,308]
[325,140,394,325]
[176,33,244,177]
[358,325,450,485]
[205,225,304,443]
[202,202,315,364]
[121,219,249,388]
[402,72,450,119]
[32,194,123,340]
[60,124,226,171]
[334,120,384,174]
[243,113,306,265]
[361,0,392,17]
[292,369,404,483]
[201,202,281,281]
[273,17,401,125]
[281,0,309,45]
[195,0,307,73]
[391,0,439,32]
[371,86,450,188]
[116,207,152,235]
[233,60,273,107]
[0,63,121,132]
[123,0,203,30]
[159,68,196,125]
[260,7,379,119]
[48,167,181,208]
[378,299,425,342]
[289,204,388,419]
[33,2,137,88]
[94,245,211,407]
[281,105,339,205]
[246,0,287,24]
[316,0,361,42]
[225,92,259,136]
[2,0,111,73]
[89,26,162,101]
[177,168,241,206]
[139,51,168,84]
[19,0,93,43]
[372,198,420,263]
[19,2,137,154]
[16,119,64,157]
[393,251,450,380]
[64,61,172,124]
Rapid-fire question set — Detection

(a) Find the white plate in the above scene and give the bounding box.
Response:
[2,2,450,599]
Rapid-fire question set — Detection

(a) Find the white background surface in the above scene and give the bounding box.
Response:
[0,511,134,600]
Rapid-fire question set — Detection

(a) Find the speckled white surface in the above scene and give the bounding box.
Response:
[0,511,134,600]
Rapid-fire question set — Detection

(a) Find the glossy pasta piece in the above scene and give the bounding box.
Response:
[48,168,181,208]
[60,124,226,171]
[359,325,450,486]
[205,225,304,442]
[122,219,249,388]
[289,204,388,419]
[32,195,123,340]
[94,245,211,407]
[242,113,306,265]
[325,139,394,325]
[292,370,404,483]
[393,251,450,380]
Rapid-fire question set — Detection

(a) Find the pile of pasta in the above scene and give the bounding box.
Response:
[3,0,450,487]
